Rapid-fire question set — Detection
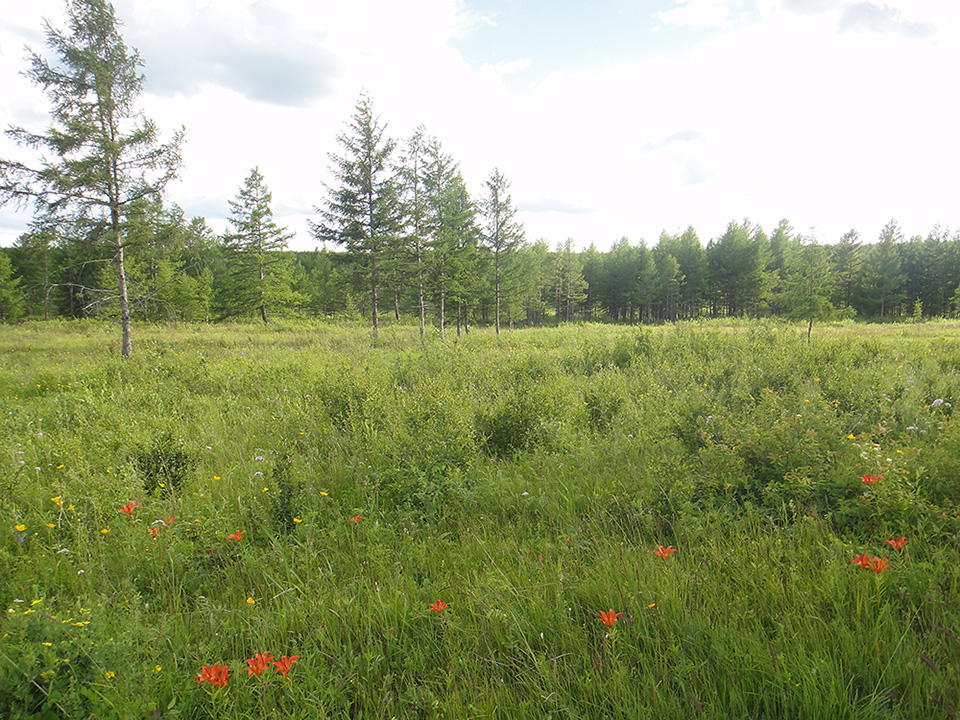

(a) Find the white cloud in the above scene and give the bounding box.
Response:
[484,58,533,75]
[2,0,959,251]
[655,0,733,28]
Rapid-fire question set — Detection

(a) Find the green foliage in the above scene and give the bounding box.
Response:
[134,433,198,497]
[0,251,26,322]
[2,321,960,719]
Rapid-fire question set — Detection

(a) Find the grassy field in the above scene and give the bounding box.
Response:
[2,319,960,719]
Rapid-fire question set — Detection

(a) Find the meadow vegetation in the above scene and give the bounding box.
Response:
[2,319,960,719]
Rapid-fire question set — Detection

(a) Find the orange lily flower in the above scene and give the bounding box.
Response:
[272,655,300,677]
[884,537,907,550]
[849,552,872,568]
[860,474,882,486]
[870,557,889,573]
[148,527,159,539]
[598,609,622,627]
[226,530,246,542]
[429,600,448,614]
[196,662,229,687]
[653,545,677,559]
[349,515,362,523]
[245,651,275,676]
[117,501,139,515]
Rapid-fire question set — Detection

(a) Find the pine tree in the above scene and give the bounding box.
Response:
[0,0,183,355]
[311,93,401,336]
[222,168,294,323]
[480,168,524,335]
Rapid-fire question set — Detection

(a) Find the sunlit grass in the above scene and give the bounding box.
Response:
[1,319,959,718]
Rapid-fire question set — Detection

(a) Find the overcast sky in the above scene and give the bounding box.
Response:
[1,0,958,251]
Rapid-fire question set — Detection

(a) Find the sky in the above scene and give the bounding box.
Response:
[1,0,958,252]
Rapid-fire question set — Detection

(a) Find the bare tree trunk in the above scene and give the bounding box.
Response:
[259,263,268,323]
[417,244,426,341]
[495,251,501,335]
[370,254,379,337]
[439,286,445,340]
[111,205,132,357]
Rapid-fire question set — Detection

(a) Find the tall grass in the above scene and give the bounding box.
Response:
[1,319,959,718]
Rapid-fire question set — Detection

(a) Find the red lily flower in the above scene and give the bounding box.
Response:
[870,557,889,574]
[226,530,246,542]
[117,501,139,515]
[849,552,872,569]
[272,655,300,677]
[245,651,275,676]
[429,600,448,614]
[148,527,159,539]
[653,545,677,559]
[598,609,622,627]
[884,537,908,550]
[860,474,882,486]
[196,662,229,687]
[349,515,362,523]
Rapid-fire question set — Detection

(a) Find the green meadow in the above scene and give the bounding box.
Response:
[2,320,959,719]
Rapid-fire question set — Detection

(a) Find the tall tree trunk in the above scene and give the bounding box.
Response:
[439,286,445,340]
[259,262,268,323]
[111,205,132,357]
[417,243,426,341]
[495,251,501,335]
[370,254,379,337]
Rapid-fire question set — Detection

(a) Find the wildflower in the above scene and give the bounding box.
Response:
[104,671,115,679]
[885,537,908,550]
[271,655,299,677]
[117,501,139,515]
[226,530,246,542]
[429,600,448,614]
[196,662,230,687]
[870,557,889,574]
[847,434,856,439]
[860,474,882,486]
[15,524,26,532]
[46,523,56,528]
[165,515,178,526]
[598,609,622,627]
[100,528,110,535]
[148,528,159,539]
[349,515,362,523]
[245,652,274,676]
[849,553,872,569]
[246,597,256,605]
[654,545,677,559]
[293,517,302,524]
[254,456,265,462]
[51,496,63,506]
[647,603,658,609]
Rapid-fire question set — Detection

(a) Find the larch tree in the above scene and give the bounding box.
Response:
[0,0,183,356]
[223,167,294,323]
[311,93,401,337]
[480,168,524,335]
[780,238,842,343]
[397,127,429,339]
[422,136,477,338]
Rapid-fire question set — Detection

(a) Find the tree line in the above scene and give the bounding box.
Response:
[2,1,960,346]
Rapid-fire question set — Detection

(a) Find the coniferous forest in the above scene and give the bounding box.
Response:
[0,1,957,340]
